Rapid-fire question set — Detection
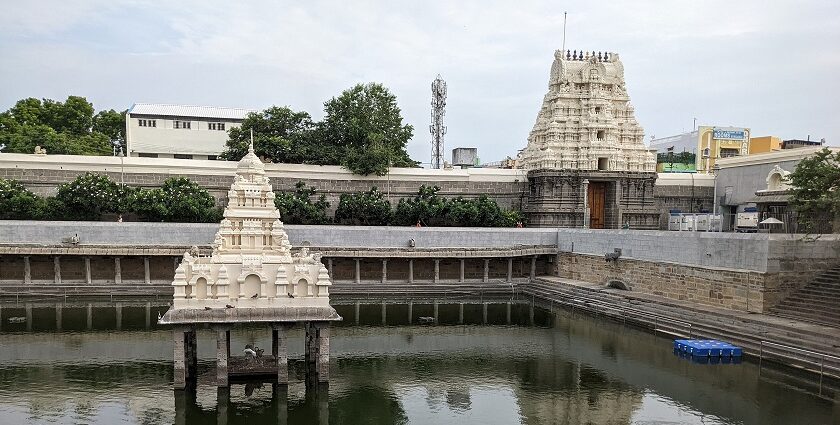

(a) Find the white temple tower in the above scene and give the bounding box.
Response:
[521,50,660,229]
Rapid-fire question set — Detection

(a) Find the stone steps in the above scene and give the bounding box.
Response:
[770,266,840,327]
[521,279,840,376]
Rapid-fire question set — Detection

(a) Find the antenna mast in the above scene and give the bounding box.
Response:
[562,12,568,53]
[430,74,447,169]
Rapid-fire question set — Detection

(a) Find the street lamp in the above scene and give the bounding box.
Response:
[712,163,721,224]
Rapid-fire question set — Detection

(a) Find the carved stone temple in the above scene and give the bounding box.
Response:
[520,50,659,229]
[159,143,341,389]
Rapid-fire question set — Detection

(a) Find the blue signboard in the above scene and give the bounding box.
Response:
[713,129,745,140]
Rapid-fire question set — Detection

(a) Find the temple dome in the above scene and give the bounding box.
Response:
[237,142,265,175]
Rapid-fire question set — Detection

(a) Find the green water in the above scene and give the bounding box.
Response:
[0,300,836,424]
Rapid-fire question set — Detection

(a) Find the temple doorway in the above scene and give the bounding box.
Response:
[588,182,607,229]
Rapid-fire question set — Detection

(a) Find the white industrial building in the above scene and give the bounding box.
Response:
[125,103,256,160]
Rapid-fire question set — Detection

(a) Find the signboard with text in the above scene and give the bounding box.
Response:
[712,129,746,140]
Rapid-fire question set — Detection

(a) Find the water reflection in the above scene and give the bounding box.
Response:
[0,298,837,424]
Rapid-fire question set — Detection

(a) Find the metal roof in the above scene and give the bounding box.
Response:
[128,103,257,120]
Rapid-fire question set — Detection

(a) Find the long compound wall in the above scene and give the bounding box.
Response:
[2,221,839,313]
[0,153,713,227]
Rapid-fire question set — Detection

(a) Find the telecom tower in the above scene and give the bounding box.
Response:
[430,74,447,169]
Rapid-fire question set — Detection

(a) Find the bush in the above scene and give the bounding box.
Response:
[131,178,221,223]
[54,172,132,220]
[0,179,40,219]
[274,182,330,225]
[335,187,392,225]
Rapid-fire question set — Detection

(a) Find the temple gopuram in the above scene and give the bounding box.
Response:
[520,50,658,229]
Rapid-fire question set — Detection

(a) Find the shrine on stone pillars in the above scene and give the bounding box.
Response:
[519,49,660,229]
[159,142,341,390]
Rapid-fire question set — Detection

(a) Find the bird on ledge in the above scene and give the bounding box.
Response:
[225,304,234,309]
[287,293,295,298]
[251,293,259,299]
[204,306,212,310]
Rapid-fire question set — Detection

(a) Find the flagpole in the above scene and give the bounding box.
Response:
[561,12,568,53]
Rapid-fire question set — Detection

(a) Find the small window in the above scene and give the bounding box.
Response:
[138,153,158,158]
[208,122,226,131]
[594,107,602,114]
[596,130,605,141]
[207,155,218,161]
[598,157,609,170]
[174,120,191,129]
[174,154,193,160]
[138,119,157,127]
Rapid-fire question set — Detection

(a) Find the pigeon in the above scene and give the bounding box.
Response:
[251,293,259,299]
[287,292,295,298]
[204,306,212,310]
[225,304,235,309]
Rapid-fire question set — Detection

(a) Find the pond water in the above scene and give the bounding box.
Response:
[0,299,837,424]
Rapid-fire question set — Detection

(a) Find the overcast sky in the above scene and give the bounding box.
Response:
[1,1,838,164]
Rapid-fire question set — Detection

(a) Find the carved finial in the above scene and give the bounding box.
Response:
[566,50,571,60]
[572,50,577,60]
[598,52,603,62]
[248,128,255,154]
[604,52,609,62]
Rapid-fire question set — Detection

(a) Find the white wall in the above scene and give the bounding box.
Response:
[126,115,242,157]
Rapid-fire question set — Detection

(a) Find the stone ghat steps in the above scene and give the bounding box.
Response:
[770,266,840,327]
[522,279,840,376]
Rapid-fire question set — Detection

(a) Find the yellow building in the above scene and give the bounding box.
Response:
[650,126,751,173]
[749,136,782,154]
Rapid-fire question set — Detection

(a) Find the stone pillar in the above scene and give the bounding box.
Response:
[482,302,488,324]
[144,257,151,284]
[55,303,62,331]
[215,326,230,387]
[86,304,93,330]
[507,258,513,283]
[433,259,440,284]
[506,302,512,325]
[433,301,439,322]
[408,259,414,284]
[459,259,465,283]
[53,256,61,284]
[582,179,590,229]
[273,385,288,425]
[327,258,333,278]
[530,256,537,281]
[381,259,388,284]
[354,302,360,325]
[272,324,289,385]
[483,259,489,283]
[115,303,123,330]
[458,303,464,324]
[114,257,122,285]
[380,302,387,325]
[354,258,360,284]
[23,256,31,284]
[217,388,230,425]
[529,302,535,326]
[25,303,32,332]
[185,329,197,382]
[84,257,92,284]
[315,323,330,382]
[145,302,151,329]
[173,328,187,390]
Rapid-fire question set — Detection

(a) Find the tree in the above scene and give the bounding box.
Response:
[92,109,127,147]
[393,185,449,226]
[0,96,113,155]
[274,182,330,224]
[0,179,40,219]
[335,187,392,225]
[321,83,417,175]
[220,106,317,163]
[787,148,840,232]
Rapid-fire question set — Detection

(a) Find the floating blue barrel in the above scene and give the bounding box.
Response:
[674,339,742,357]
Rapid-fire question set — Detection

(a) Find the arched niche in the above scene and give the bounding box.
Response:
[242,274,262,299]
[195,277,208,299]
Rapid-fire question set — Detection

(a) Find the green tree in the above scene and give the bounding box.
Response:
[393,185,448,226]
[321,83,417,175]
[335,187,392,225]
[0,179,40,219]
[220,106,318,163]
[274,181,330,225]
[92,109,127,146]
[132,177,221,222]
[788,148,840,232]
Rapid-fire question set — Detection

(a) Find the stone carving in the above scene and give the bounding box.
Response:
[171,142,331,308]
[520,49,655,172]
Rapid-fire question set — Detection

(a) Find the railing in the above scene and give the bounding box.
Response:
[759,340,840,394]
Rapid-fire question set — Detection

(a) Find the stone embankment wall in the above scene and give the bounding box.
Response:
[2,221,838,312]
[0,153,712,227]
